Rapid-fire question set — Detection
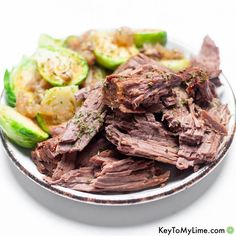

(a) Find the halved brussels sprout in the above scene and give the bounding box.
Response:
[4,57,38,107]
[82,65,107,87]
[94,32,139,70]
[0,105,48,148]
[134,30,167,47]
[64,31,98,66]
[159,59,190,72]
[4,70,15,107]
[38,34,64,48]
[34,45,89,86]
[37,86,78,133]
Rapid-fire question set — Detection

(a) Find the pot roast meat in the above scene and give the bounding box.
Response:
[31,33,230,193]
[103,55,181,113]
[31,136,76,178]
[180,66,216,105]
[192,36,221,79]
[177,130,222,169]
[114,53,159,75]
[105,112,179,165]
[31,86,106,176]
[46,150,170,193]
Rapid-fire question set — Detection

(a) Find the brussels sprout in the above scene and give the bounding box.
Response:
[159,59,190,72]
[34,45,89,86]
[134,30,167,47]
[0,105,48,148]
[4,57,38,107]
[94,32,138,70]
[37,86,78,133]
[82,65,107,87]
[4,70,15,107]
[38,34,64,48]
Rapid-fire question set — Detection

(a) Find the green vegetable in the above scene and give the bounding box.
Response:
[134,30,167,47]
[159,59,190,72]
[4,70,15,107]
[36,113,50,133]
[83,65,107,87]
[94,32,138,70]
[37,86,78,133]
[34,45,89,86]
[0,105,48,148]
[38,34,64,48]
[64,35,80,48]
[4,57,39,107]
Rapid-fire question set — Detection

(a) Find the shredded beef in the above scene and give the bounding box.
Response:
[104,55,181,113]
[192,36,221,79]
[46,150,170,193]
[32,86,106,177]
[31,34,230,193]
[180,66,216,105]
[105,112,179,165]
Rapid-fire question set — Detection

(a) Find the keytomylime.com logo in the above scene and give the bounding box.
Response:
[227,226,234,234]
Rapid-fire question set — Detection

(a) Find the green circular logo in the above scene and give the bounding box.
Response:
[227,226,234,234]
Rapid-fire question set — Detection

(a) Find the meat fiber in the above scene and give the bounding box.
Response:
[105,112,179,165]
[46,150,170,193]
[57,86,106,153]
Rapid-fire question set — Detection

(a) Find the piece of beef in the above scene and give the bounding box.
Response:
[176,99,230,169]
[75,135,111,167]
[114,53,158,75]
[31,86,106,175]
[31,136,76,178]
[105,112,179,165]
[180,66,216,105]
[201,98,230,135]
[162,87,190,132]
[177,130,222,169]
[104,58,181,113]
[46,150,170,193]
[33,134,109,181]
[56,86,106,154]
[192,36,221,79]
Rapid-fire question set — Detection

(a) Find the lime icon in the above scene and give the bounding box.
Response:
[227,226,234,234]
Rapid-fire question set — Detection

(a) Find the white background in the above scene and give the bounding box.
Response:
[0,0,235,235]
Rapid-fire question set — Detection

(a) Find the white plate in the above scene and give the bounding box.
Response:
[1,39,235,205]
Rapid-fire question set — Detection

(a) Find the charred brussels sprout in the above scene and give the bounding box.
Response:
[94,32,138,70]
[35,45,88,86]
[0,105,48,148]
[134,30,167,47]
[4,57,39,107]
[36,86,78,134]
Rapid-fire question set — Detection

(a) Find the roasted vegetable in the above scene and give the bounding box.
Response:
[94,32,138,70]
[82,65,107,87]
[0,105,48,148]
[134,30,167,47]
[65,31,97,65]
[38,34,64,48]
[4,70,15,107]
[34,45,89,86]
[37,86,78,133]
[4,57,38,107]
[160,59,190,72]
